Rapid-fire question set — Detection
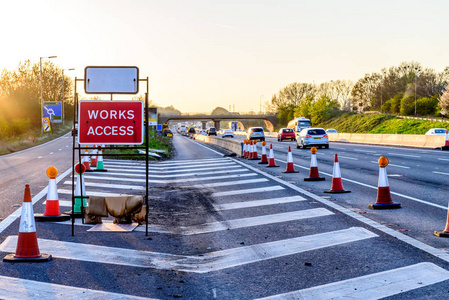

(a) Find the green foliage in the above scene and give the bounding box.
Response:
[276,104,296,126]
[400,94,415,115]
[416,96,439,116]
[294,95,313,119]
[309,95,337,125]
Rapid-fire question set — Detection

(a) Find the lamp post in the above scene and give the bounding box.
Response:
[62,68,75,125]
[40,56,57,135]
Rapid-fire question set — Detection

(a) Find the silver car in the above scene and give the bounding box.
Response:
[247,127,265,141]
[296,127,329,149]
[222,129,234,138]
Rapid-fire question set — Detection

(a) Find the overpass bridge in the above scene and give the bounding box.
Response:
[158,114,279,131]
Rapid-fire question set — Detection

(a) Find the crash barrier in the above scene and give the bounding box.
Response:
[194,134,244,156]
[328,133,445,148]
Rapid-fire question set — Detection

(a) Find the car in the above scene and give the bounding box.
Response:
[199,130,207,135]
[207,127,217,136]
[326,129,338,134]
[425,128,447,136]
[71,124,78,136]
[296,127,329,149]
[222,129,234,138]
[277,128,296,141]
[247,127,265,141]
[188,127,196,134]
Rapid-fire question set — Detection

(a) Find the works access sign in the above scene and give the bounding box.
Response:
[78,101,144,145]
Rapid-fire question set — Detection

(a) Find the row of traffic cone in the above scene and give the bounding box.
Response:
[83,145,107,172]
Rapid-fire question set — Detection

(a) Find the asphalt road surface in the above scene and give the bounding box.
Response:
[0,133,449,299]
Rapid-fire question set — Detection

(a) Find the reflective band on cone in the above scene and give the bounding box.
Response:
[266,144,279,168]
[90,145,98,167]
[243,141,248,158]
[3,184,52,262]
[259,143,268,164]
[250,141,259,160]
[93,146,107,172]
[442,130,449,150]
[282,146,298,173]
[369,159,400,209]
[36,167,70,222]
[304,149,325,181]
[324,154,350,193]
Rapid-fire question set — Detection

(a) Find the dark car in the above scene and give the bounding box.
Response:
[277,128,296,141]
[207,127,217,136]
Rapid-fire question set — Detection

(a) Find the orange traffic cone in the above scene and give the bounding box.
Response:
[324,154,350,193]
[259,141,268,164]
[369,156,401,209]
[3,184,52,262]
[247,140,253,159]
[282,146,298,173]
[442,130,449,150]
[243,140,248,158]
[250,140,259,160]
[83,146,93,172]
[90,144,98,167]
[304,147,325,181]
[266,144,279,168]
[35,167,70,221]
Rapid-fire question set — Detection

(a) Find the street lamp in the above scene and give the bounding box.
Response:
[62,68,75,125]
[40,56,57,135]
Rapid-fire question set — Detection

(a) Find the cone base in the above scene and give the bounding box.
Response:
[434,231,449,237]
[442,146,449,151]
[84,169,96,172]
[304,177,325,181]
[248,158,259,161]
[266,165,280,168]
[258,161,268,164]
[368,202,401,209]
[92,169,108,172]
[3,253,52,263]
[35,213,70,222]
[324,189,351,193]
[64,211,85,218]
[282,170,299,173]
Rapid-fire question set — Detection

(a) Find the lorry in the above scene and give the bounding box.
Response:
[287,117,311,133]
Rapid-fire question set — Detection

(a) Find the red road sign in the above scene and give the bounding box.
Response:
[78,101,143,145]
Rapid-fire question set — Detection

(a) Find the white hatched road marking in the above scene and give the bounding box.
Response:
[63,181,145,190]
[257,262,449,300]
[0,275,153,300]
[105,161,237,170]
[57,189,132,197]
[184,178,268,189]
[214,196,306,210]
[107,165,241,173]
[212,186,284,197]
[0,227,376,273]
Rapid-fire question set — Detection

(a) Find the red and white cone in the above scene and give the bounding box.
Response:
[35,167,70,222]
[324,154,350,193]
[83,146,93,172]
[247,141,253,159]
[259,141,268,164]
[304,147,325,181]
[282,146,298,173]
[90,145,98,167]
[442,130,449,150]
[250,140,259,160]
[3,184,52,262]
[266,144,279,167]
[369,156,401,209]
[243,140,248,158]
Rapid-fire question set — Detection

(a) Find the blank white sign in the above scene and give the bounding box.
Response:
[84,66,139,94]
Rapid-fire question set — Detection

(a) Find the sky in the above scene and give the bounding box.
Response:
[0,0,448,113]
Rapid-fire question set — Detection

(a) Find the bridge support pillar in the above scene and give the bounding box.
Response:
[201,121,207,130]
[214,120,221,131]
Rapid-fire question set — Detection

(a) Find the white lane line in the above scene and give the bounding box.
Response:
[185,178,268,189]
[355,149,376,153]
[0,167,72,234]
[58,148,62,151]
[38,156,43,159]
[370,161,410,169]
[257,262,449,300]
[141,208,334,235]
[214,196,306,210]
[438,158,449,162]
[58,189,133,197]
[49,152,54,154]
[212,186,284,197]
[338,155,358,160]
[106,165,242,174]
[82,172,258,184]
[63,181,145,191]
[387,152,420,158]
[0,275,153,300]
[231,158,449,263]
[433,171,449,176]
[330,147,346,150]
[0,227,377,273]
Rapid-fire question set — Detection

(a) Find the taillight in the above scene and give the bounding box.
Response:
[323,135,328,138]
[305,135,312,138]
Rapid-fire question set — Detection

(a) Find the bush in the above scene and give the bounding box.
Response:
[400,94,415,115]
[416,96,439,116]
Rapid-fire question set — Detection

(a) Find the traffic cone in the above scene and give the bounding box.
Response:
[65,163,87,218]
[3,184,52,262]
[243,140,248,158]
[282,146,299,173]
[250,140,259,160]
[94,145,107,172]
[369,156,401,209]
[35,167,70,222]
[247,140,253,159]
[304,147,325,181]
[266,144,279,167]
[442,130,449,151]
[259,141,268,164]
[324,154,350,193]
[83,146,93,172]
[90,145,98,167]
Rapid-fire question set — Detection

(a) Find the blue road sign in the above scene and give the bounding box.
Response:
[156,124,163,131]
[43,102,62,123]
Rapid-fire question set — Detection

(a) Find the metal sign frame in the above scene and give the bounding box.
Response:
[71,71,150,237]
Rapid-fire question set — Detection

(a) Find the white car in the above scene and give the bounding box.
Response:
[425,128,447,136]
[326,129,338,133]
[296,127,329,149]
[222,129,234,138]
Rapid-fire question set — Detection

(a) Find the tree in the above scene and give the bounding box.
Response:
[440,86,449,116]
[211,107,229,115]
